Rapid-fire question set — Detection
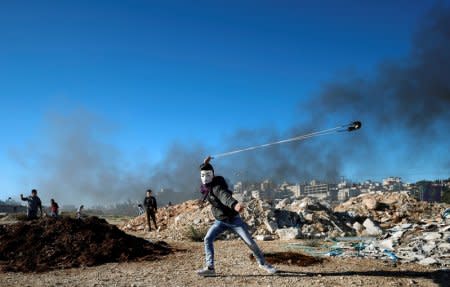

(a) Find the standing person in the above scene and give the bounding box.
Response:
[143,189,158,231]
[20,189,43,220]
[197,157,276,276]
[76,205,84,219]
[50,199,59,217]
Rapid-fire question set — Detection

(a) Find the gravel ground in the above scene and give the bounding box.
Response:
[1,239,448,287]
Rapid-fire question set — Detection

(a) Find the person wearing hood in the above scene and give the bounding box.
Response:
[196,157,276,276]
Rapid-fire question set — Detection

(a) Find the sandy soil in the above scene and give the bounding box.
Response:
[1,238,448,287]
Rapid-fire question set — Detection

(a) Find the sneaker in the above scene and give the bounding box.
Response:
[197,266,216,277]
[259,263,277,274]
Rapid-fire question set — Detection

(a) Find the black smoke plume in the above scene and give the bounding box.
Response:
[11,5,450,206]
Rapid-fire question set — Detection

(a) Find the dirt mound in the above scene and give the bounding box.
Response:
[0,216,172,272]
[250,252,323,266]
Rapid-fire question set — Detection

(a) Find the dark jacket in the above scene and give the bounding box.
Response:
[205,176,238,221]
[144,196,157,212]
[21,195,42,218]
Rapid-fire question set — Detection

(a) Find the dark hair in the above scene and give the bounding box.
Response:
[200,163,214,173]
[146,189,152,193]
[31,189,37,194]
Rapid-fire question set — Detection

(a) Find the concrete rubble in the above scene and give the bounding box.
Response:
[121,191,449,266]
[332,221,450,267]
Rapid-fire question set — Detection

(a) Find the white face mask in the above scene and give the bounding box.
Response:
[200,170,214,185]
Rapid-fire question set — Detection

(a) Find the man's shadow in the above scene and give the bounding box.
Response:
[216,269,450,287]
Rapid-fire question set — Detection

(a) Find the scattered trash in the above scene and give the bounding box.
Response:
[326,248,344,257]
[383,249,398,263]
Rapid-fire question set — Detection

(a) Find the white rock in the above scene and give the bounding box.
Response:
[423,232,442,241]
[422,243,436,254]
[378,239,395,250]
[363,218,383,236]
[275,198,291,209]
[400,223,413,229]
[174,215,182,225]
[303,213,314,222]
[438,242,450,252]
[276,227,301,240]
[255,235,273,241]
[418,257,439,265]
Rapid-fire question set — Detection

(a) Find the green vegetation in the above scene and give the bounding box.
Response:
[185,225,208,242]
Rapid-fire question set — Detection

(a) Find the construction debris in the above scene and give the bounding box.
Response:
[121,197,354,240]
[0,216,171,272]
[120,191,449,266]
[334,192,446,228]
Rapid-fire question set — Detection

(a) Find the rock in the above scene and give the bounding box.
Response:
[303,213,314,222]
[378,239,395,250]
[438,242,450,252]
[174,215,182,225]
[423,232,442,241]
[418,257,439,265]
[422,242,436,254]
[363,218,383,236]
[390,230,405,241]
[264,219,278,233]
[255,235,273,241]
[275,198,291,209]
[302,224,315,235]
[353,222,363,233]
[276,227,301,240]
[362,197,379,210]
[400,223,413,229]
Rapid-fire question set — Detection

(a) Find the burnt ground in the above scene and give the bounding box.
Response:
[0,239,448,287]
[0,217,171,272]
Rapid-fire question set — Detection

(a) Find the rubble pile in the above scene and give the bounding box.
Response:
[121,192,449,259]
[0,217,172,272]
[259,197,354,239]
[335,192,445,228]
[122,200,215,240]
[327,221,450,266]
[122,197,355,240]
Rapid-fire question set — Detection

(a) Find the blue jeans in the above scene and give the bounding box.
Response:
[204,216,266,268]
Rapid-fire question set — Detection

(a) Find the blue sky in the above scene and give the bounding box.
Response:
[1,1,449,203]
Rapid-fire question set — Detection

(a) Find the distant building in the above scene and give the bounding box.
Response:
[234,181,244,193]
[261,180,275,192]
[283,183,302,198]
[303,180,332,199]
[382,177,403,191]
[338,188,361,202]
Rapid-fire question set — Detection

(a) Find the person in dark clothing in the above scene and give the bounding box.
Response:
[143,189,158,231]
[196,157,276,276]
[20,189,43,220]
[50,199,59,217]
